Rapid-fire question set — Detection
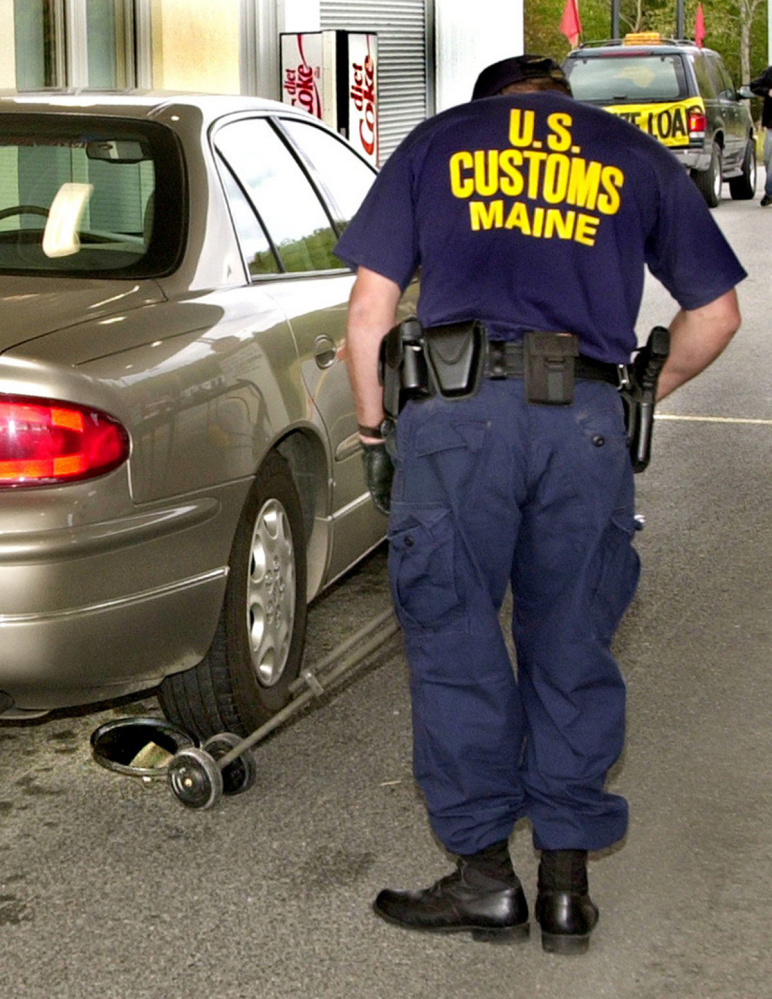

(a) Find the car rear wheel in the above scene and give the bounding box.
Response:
[692,142,722,207]
[159,451,307,740]
[729,139,757,200]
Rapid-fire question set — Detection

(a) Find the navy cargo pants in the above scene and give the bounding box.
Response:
[387,377,640,856]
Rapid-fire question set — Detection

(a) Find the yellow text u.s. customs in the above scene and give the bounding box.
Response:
[448,110,626,247]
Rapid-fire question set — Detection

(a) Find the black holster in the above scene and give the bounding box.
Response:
[379,317,430,418]
[379,317,487,417]
[621,325,670,473]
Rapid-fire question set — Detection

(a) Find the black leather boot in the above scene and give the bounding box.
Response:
[373,843,529,943]
[535,849,599,955]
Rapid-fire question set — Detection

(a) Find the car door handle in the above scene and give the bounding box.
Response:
[313,335,337,369]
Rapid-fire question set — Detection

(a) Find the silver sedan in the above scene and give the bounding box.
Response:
[0,93,415,738]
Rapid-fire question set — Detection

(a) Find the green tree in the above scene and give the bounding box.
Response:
[525,0,768,89]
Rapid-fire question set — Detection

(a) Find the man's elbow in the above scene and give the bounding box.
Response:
[718,289,742,338]
[349,267,402,317]
[698,288,742,350]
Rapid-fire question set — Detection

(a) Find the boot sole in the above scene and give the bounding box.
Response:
[374,904,530,944]
[472,923,530,944]
[540,930,591,955]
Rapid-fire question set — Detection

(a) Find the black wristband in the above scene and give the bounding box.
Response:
[358,419,394,439]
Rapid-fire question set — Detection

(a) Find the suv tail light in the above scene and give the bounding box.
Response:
[688,110,707,135]
[0,395,129,487]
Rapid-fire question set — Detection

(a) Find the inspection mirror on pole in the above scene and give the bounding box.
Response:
[90,608,400,812]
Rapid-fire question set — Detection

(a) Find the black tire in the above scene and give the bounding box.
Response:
[159,451,307,740]
[729,139,757,200]
[692,142,722,208]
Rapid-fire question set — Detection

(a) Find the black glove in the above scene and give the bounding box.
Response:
[361,440,394,515]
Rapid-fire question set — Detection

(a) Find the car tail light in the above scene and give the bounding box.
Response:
[688,110,707,135]
[0,395,129,487]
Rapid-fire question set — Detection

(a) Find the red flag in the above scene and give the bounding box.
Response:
[560,0,582,48]
[695,3,706,47]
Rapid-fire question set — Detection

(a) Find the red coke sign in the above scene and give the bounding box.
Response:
[348,36,378,163]
[280,33,324,119]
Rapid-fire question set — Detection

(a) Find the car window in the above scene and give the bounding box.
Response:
[278,118,375,231]
[691,52,717,99]
[216,153,281,277]
[0,117,183,276]
[214,118,340,274]
[565,54,688,103]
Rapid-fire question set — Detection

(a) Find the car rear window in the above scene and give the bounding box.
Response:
[0,114,185,277]
[565,53,689,103]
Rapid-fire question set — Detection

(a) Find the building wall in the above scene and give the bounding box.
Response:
[151,0,242,94]
[280,0,321,34]
[434,0,524,112]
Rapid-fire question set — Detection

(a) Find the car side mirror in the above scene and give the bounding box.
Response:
[737,85,754,99]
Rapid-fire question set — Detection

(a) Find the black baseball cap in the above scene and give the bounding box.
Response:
[471,54,569,100]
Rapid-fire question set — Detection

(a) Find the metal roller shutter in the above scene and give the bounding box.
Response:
[320,0,430,160]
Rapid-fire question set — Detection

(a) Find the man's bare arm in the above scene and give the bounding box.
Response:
[657,288,741,400]
[345,266,403,437]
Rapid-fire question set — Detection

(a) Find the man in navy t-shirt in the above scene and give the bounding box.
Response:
[336,54,744,954]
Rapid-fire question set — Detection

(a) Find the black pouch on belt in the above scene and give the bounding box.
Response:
[524,330,579,404]
[423,320,488,400]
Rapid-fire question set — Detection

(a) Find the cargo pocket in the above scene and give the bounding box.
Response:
[589,513,641,641]
[388,504,467,634]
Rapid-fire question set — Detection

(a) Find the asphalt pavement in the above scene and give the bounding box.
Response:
[1,185,770,999]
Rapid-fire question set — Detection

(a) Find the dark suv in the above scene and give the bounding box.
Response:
[563,34,756,207]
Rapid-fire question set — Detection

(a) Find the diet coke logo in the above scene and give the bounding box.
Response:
[350,54,376,157]
[283,39,322,120]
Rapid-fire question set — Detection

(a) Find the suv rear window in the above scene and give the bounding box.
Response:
[0,115,185,277]
[566,54,689,103]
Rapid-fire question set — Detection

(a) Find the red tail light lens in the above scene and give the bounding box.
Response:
[0,395,129,487]
[688,111,707,134]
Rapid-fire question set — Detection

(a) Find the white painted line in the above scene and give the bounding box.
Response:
[655,414,772,426]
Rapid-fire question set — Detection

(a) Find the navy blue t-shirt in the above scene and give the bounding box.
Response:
[335,91,746,363]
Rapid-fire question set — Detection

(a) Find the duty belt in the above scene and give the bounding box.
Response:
[485,340,622,386]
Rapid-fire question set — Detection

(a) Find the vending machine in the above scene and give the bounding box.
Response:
[279,30,378,166]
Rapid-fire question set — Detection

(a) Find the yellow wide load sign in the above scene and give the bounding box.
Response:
[602,97,703,147]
